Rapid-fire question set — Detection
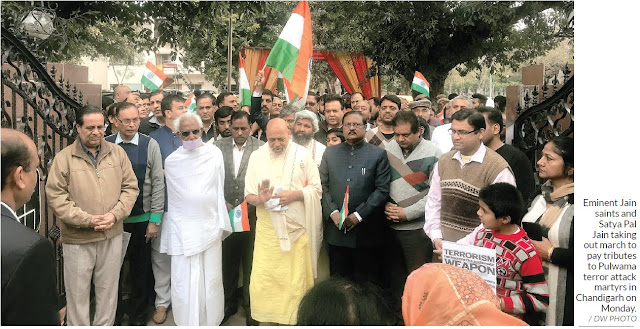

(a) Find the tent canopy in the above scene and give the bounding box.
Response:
[241,46,381,98]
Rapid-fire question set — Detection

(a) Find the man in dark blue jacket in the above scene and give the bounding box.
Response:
[319,111,390,284]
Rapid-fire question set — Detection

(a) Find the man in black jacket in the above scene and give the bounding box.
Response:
[1,129,59,325]
[319,111,390,284]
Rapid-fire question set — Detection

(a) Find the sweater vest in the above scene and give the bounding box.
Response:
[438,148,510,242]
[106,134,150,217]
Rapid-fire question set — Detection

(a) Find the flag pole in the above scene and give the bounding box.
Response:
[227,2,233,92]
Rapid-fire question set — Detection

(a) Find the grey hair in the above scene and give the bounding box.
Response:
[294,109,319,133]
[280,104,298,119]
[452,95,473,108]
[174,112,203,131]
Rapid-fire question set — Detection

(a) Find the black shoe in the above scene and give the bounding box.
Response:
[224,306,238,317]
[246,314,259,326]
[221,314,231,325]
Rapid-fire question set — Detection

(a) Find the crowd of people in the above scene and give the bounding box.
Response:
[1,70,574,326]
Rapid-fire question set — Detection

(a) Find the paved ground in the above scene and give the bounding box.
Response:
[145,306,248,326]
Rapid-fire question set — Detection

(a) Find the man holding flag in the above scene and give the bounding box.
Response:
[319,111,390,284]
[213,111,264,325]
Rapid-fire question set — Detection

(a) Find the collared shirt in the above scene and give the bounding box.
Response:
[149,115,164,126]
[232,139,246,179]
[202,121,217,143]
[80,141,102,168]
[430,123,453,154]
[423,143,516,241]
[115,132,139,145]
[1,202,19,222]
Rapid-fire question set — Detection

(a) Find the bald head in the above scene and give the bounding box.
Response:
[266,118,290,155]
[1,129,39,211]
[114,85,131,103]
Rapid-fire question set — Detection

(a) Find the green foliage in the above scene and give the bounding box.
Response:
[309,1,573,96]
[1,1,573,95]
[1,1,153,63]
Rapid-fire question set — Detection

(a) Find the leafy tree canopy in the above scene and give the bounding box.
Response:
[1,1,573,95]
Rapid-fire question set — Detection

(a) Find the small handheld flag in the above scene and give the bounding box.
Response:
[228,200,250,233]
[185,92,196,113]
[339,185,349,230]
[411,71,430,97]
[141,61,168,92]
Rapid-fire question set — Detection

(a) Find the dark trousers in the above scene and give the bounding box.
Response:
[383,228,433,303]
[328,244,383,285]
[394,228,433,273]
[116,221,153,324]
[222,217,256,318]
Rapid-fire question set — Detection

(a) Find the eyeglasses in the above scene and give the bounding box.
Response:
[306,102,316,106]
[448,128,478,136]
[179,129,202,137]
[116,117,140,125]
[344,123,365,128]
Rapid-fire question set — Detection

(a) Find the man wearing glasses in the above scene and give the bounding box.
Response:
[45,105,139,325]
[159,112,228,325]
[423,108,515,258]
[319,111,390,286]
[106,102,165,325]
[305,91,324,122]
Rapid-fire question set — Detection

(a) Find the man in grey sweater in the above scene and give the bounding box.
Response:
[383,111,441,301]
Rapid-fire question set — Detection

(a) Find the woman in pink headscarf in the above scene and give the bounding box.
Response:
[402,263,528,326]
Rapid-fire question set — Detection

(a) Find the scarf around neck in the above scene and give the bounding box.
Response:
[539,181,574,228]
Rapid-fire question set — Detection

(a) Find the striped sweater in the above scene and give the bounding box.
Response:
[386,139,442,230]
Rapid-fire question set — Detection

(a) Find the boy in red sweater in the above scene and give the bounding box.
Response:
[458,183,549,324]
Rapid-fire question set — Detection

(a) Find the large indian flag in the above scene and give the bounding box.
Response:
[239,54,251,107]
[264,1,312,101]
[141,61,167,92]
[411,71,430,97]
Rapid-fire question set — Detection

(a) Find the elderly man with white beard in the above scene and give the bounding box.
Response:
[292,109,326,167]
[159,112,229,326]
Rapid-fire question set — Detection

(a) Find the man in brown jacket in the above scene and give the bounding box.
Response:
[45,105,139,325]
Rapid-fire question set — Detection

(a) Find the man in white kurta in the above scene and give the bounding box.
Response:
[244,118,322,325]
[159,113,228,326]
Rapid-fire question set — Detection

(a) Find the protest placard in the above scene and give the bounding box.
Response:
[442,240,497,292]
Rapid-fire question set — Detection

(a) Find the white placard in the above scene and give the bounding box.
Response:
[442,240,497,293]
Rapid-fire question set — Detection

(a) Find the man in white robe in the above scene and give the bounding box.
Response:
[159,112,229,326]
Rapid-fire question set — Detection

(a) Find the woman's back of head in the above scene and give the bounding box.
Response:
[297,277,396,326]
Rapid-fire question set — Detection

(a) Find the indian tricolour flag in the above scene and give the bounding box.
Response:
[141,61,167,92]
[411,71,430,97]
[228,200,250,233]
[184,92,196,112]
[239,54,251,107]
[339,185,349,230]
[264,1,312,102]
